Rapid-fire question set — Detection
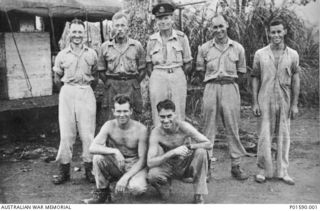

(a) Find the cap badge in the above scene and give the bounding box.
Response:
[159,6,165,13]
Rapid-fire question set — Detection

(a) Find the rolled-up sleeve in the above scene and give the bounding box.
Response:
[181,35,193,63]
[137,42,146,71]
[237,45,246,73]
[196,45,205,72]
[97,44,107,72]
[251,51,261,78]
[53,52,64,76]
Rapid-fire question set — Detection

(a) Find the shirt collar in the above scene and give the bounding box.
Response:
[267,44,289,55]
[65,44,89,53]
[154,29,178,43]
[108,38,136,47]
[211,38,234,47]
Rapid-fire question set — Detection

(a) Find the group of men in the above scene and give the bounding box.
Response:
[51,0,300,204]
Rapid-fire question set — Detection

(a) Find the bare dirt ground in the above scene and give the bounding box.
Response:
[0,107,319,204]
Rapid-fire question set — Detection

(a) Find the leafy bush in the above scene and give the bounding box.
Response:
[123,0,319,119]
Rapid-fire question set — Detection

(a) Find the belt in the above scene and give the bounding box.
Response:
[208,77,236,85]
[107,75,138,80]
[154,67,181,74]
[64,83,91,88]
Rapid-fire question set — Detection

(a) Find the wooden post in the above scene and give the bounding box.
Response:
[100,20,104,43]
[179,8,183,31]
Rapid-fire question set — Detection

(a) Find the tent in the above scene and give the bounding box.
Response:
[0,0,122,21]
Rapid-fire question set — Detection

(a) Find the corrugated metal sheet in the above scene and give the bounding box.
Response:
[0,0,122,21]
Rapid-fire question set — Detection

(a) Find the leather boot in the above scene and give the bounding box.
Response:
[193,194,204,204]
[83,188,111,204]
[84,162,95,183]
[52,163,70,185]
[231,165,249,180]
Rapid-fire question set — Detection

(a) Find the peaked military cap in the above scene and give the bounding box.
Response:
[152,0,175,17]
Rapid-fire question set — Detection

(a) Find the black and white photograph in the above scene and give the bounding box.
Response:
[0,0,319,206]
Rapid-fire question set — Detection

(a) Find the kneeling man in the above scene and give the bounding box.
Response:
[84,94,148,203]
[147,99,212,204]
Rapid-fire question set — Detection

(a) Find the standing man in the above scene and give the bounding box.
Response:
[146,1,192,126]
[252,20,300,185]
[147,99,212,204]
[52,19,98,184]
[97,12,146,123]
[83,95,148,203]
[196,15,249,180]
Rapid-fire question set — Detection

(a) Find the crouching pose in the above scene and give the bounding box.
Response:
[83,94,148,203]
[147,99,212,204]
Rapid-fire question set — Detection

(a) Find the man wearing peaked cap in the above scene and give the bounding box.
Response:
[152,0,175,17]
[147,0,192,127]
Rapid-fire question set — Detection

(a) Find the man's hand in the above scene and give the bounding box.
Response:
[114,150,125,170]
[115,176,129,195]
[289,104,299,119]
[173,145,190,157]
[252,103,261,117]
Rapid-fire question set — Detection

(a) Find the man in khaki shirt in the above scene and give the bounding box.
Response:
[196,15,249,180]
[52,19,98,185]
[146,2,192,126]
[97,12,146,124]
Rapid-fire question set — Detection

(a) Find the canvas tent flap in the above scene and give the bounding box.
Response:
[0,0,122,21]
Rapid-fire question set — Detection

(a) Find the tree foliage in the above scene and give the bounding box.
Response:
[123,0,319,107]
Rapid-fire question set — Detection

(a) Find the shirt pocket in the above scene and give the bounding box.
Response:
[83,56,95,74]
[226,51,238,75]
[205,55,219,74]
[280,66,292,86]
[105,54,117,72]
[125,52,137,72]
[150,45,162,65]
[172,44,183,63]
[61,57,73,69]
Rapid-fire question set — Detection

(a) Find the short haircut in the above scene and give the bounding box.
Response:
[112,12,129,22]
[113,94,132,108]
[70,18,85,28]
[212,14,228,26]
[156,99,176,112]
[269,19,286,29]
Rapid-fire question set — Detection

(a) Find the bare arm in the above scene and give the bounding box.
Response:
[99,72,107,84]
[115,125,148,193]
[181,122,212,150]
[183,61,192,76]
[290,72,300,119]
[251,51,261,116]
[147,130,186,168]
[89,122,121,156]
[252,77,261,116]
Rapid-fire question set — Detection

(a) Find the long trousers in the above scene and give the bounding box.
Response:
[93,154,147,195]
[56,84,96,164]
[149,67,186,127]
[147,148,208,195]
[202,82,247,166]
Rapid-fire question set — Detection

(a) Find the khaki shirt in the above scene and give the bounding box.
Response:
[97,38,146,76]
[146,29,192,69]
[196,38,246,82]
[252,45,300,85]
[53,45,98,86]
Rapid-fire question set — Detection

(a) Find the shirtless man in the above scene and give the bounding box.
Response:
[83,94,148,203]
[147,99,212,204]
